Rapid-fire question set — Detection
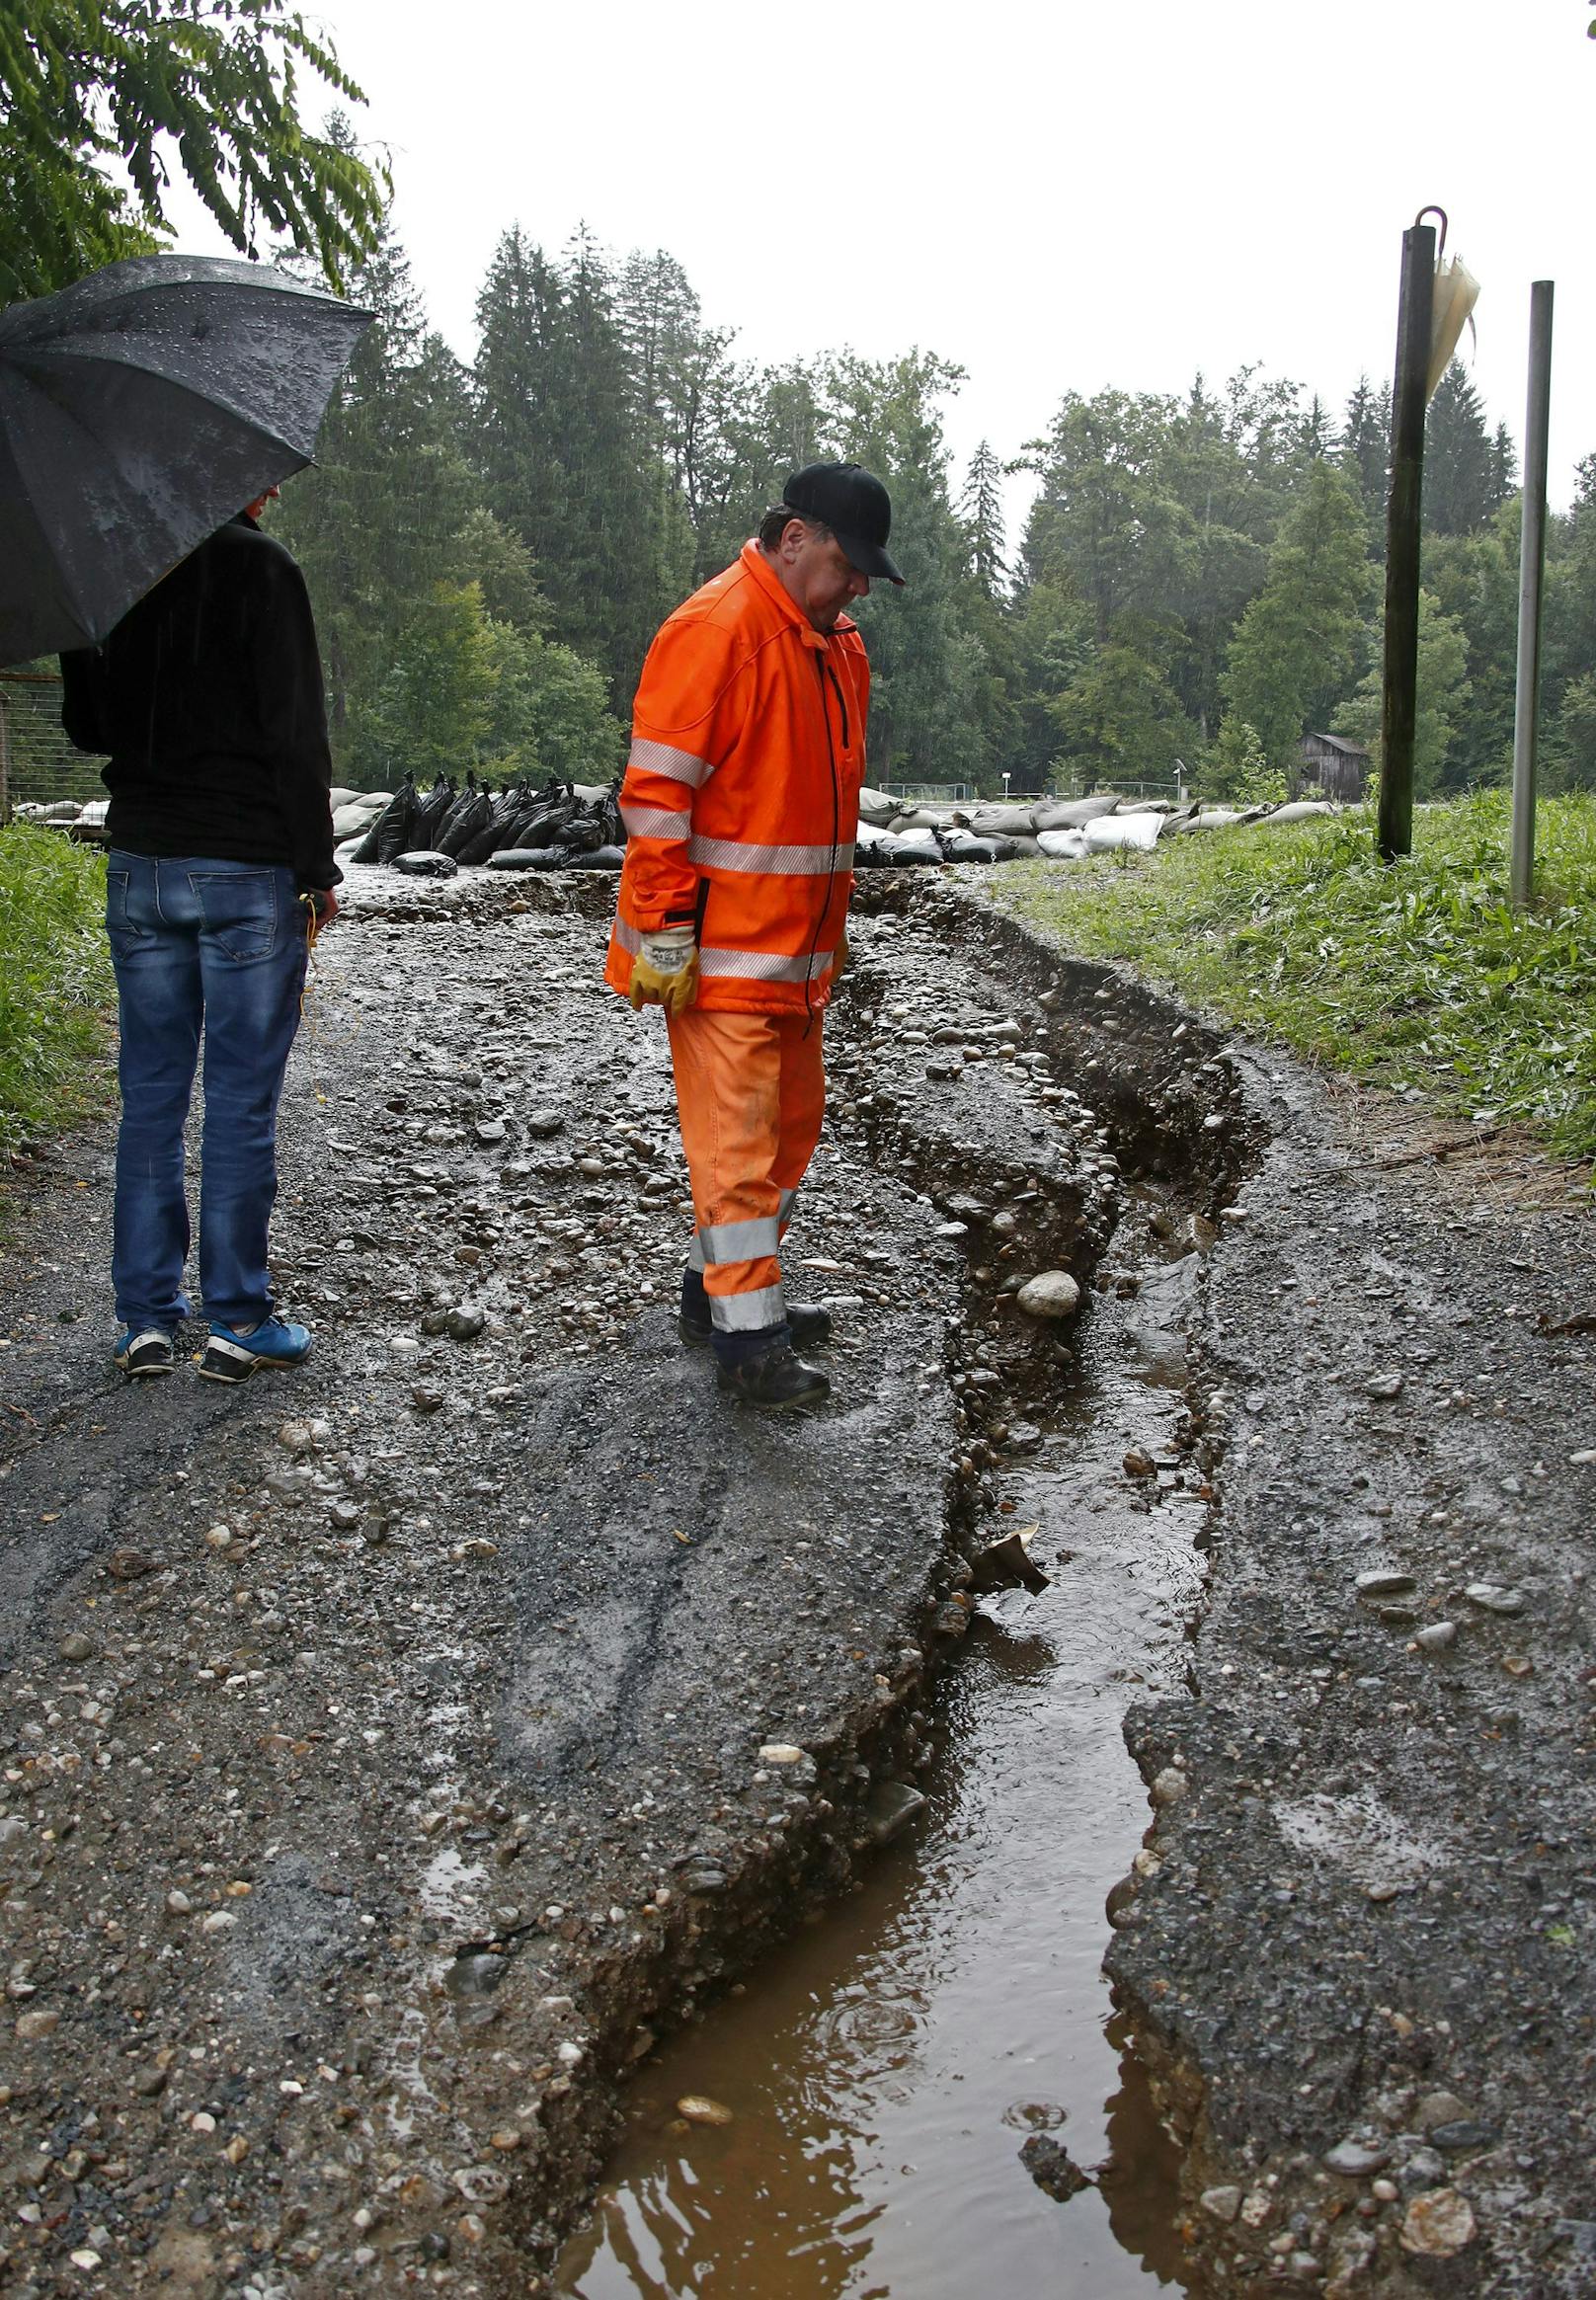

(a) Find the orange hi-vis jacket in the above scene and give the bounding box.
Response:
[604,540,870,1017]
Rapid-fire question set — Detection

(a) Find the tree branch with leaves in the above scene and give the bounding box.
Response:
[0,0,388,301]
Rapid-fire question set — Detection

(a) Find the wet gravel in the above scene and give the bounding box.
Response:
[0,862,1591,2298]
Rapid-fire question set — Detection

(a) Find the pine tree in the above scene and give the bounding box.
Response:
[1339,375,1390,547]
[1222,458,1371,770]
[1425,362,1497,535]
[960,440,1008,597]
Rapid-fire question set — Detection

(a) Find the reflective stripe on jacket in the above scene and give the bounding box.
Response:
[603,540,869,1016]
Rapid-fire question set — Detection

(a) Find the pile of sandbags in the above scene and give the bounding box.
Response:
[345,775,625,874]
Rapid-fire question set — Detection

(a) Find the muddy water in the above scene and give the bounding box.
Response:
[554,1234,1208,2298]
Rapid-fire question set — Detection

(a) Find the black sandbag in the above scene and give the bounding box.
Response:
[486,847,549,870]
[479,785,538,859]
[357,777,416,865]
[878,835,946,867]
[564,843,625,871]
[409,779,455,849]
[439,783,495,858]
[516,802,578,849]
[432,774,482,855]
[938,832,999,863]
[562,814,602,853]
[394,850,458,878]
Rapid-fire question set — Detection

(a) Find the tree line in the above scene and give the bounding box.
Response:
[10,0,1596,807]
[275,195,1596,803]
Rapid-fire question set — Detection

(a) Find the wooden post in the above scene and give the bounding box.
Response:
[1510,281,1555,908]
[1378,220,1436,862]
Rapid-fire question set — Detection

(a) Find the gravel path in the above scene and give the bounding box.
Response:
[1,863,1590,2299]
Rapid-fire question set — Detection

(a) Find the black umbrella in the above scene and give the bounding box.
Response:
[0,253,370,666]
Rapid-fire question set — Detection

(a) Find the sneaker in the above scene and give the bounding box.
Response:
[114,1327,176,1378]
[680,1301,833,1352]
[198,1317,313,1384]
[716,1342,831,1412]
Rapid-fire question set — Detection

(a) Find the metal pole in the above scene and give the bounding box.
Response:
[1379,222,1436,861]
[1510,281,1555,908]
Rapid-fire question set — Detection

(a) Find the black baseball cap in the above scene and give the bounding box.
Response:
[784,462,905,585]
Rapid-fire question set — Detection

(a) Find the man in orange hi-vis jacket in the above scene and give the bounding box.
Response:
[604,463,904,1410]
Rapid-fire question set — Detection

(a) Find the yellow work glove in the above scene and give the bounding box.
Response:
[628,925,699,1016]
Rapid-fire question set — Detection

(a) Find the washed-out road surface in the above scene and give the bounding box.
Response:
[0,862,1592,2298]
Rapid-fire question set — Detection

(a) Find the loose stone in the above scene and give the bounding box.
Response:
[1015,1271,1080,1321]
[677,2095,734,2125]
[1399,2187,1476,2257]
[1465,1583,1526,1616]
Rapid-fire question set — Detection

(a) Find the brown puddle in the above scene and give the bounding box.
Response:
[556,1236,1207,2297]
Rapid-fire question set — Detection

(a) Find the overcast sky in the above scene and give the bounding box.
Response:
[171,0,1596,529]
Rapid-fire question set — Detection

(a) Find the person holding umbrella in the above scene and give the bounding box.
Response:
[60,485,340,1382]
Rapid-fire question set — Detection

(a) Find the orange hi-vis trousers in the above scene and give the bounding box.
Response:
[666,1005,826,1337]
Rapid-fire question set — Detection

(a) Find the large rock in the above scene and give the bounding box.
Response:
[1015,1270,1081,1321]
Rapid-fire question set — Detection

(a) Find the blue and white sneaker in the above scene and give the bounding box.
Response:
[198,1317,313,1384]
[114,1327,176,1378]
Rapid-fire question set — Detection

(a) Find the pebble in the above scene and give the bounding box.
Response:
[1465,1583,1525,1616]
[1200,2184,1242,2222]
[865,1781,927,1844]
[1015,1271,1081,1321]
[677,2095,734,2125]
[166,1889,192,1914]
[1323,2139,1392,2177]
[58,1632,96,1662]
[451,2165,511,2206]
[758,1744,806,1765]
[1356,1569,1416,1599]
[15,2009,58,2041]
[1399,2187,1476,2257]
[1150,1767,1189,1807]
[1413,1621,1457,1651]
[1364,1372,1405,1399]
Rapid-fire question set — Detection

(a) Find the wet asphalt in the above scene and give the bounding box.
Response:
[0,863,1591,2297]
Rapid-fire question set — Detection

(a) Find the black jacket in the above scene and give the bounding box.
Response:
[59,513,340,891]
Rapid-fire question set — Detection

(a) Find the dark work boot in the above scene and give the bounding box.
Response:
[678,1268,833,1352]
[716,1340,831,1411]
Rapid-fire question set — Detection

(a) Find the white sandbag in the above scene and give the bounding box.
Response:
[1002,833,1044,858]
[1032,794,1122,831]
[1257,800,1339,825]
[1036,828,1089,859]
[1177,808,1244,833]
[890,825,940,848]
[1084,812,1162,852]
[332,793,392,839]
[856,785,901,828]
[890,806,958,831]
[1116,799,1175,815]
[328,786,363,812]
[963,803,1040,837]
[854,820,896,851]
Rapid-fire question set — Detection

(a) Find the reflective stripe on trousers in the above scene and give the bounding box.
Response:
[666,1008,826,1335]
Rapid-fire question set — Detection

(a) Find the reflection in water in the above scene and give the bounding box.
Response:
[557,1245,1204,2298]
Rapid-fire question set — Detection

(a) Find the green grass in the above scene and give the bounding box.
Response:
[994,790,1596,1162]
[0,824,114,1157]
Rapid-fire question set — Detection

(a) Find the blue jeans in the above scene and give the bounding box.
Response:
[105,851,308,1333]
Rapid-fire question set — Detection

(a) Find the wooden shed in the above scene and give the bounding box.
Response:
[1299,732,1369,802]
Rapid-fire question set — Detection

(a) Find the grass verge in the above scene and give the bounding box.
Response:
[993,790,1596,1162]
[0,824,114,1159]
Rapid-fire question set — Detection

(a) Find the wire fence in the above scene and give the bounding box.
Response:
[0,672,107,818]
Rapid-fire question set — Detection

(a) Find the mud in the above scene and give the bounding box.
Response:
[0,864,1591,2298]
